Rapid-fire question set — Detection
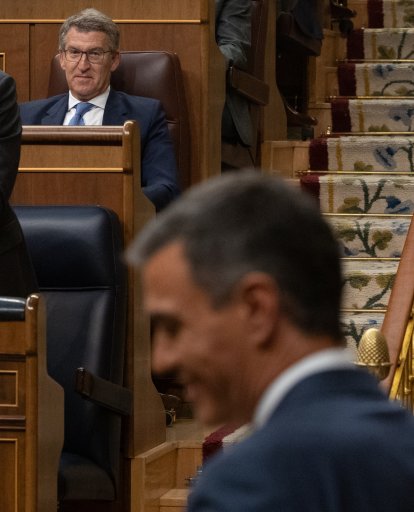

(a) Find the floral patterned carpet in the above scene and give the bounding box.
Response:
[302,0,414,353]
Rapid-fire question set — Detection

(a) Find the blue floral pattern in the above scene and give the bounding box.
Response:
[327,136,414,172]
[329,215,410,257]
[318,175,414,214]
[346,100,414,132]
[353,63,414,96]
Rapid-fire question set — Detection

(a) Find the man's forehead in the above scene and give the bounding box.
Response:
[66,27,109,43]
[142,242,197,313]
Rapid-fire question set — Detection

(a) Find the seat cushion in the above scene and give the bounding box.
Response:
[59,452,115,501]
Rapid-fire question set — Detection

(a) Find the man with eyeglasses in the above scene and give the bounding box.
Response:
[19,8,180,212]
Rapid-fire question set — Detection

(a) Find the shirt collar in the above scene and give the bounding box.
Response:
[68,86,110,110]
[253,347,355,429]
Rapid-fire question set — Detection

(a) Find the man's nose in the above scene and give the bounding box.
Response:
[77,53,90,69]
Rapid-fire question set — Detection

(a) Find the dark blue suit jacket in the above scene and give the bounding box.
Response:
[19,89,180,211]
[0,71,37,296]
[189,369,414,511]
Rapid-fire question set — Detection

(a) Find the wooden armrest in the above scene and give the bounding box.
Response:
[75,367,132,416]
[227,67,269,106]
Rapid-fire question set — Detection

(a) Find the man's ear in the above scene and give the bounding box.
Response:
[59,51,66,70]
[110,51,120,72]
[237,273,280,348]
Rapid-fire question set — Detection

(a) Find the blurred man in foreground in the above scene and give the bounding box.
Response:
[127,171,414,511]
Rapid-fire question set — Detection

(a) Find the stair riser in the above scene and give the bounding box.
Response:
[342,260,398,310]
[332,99,414,133]
[310,136,414,173]
[328,216,410,257]
[347,28,414,60]
[338,63,414,97]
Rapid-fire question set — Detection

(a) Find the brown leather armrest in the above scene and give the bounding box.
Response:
[75,367,132,416]
[227,66,269,106]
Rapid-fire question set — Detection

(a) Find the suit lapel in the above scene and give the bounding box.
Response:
[40,90,129,126]
[102,89,129,125]
[41,95,69,125]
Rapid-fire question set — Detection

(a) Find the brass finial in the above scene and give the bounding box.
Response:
[355,328,391,381]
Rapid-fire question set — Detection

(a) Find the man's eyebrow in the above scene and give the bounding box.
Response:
[150,312,178,324]
[150,313,182,333]
[67,46,105,51]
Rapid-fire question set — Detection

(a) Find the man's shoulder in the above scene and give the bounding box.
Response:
[111,90,161,110]
[20,93,66,110]
[19,94,67,124]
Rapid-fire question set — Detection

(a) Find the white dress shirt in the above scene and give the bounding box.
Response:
[63,87,110,126]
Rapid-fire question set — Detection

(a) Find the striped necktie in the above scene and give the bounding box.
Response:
[69,102,94,126]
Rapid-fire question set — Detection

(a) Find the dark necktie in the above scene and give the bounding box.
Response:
[68,102,94,126]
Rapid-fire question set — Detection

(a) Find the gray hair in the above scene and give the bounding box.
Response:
[127,170,344,341]
[59,8,120,51]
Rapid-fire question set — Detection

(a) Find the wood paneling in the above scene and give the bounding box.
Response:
[0,295,63,512]
[29,24,60,101]
[0,437,19,512]
[0,25,29,100]
[0,367,21,410]
[0,1,207,21]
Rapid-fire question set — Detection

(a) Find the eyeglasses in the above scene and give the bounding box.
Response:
[62,48,113,64]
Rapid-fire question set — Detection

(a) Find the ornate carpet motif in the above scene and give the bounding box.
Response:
[339,256,397,347]
[338,62,414,96]
[311,135,414,172]
[328,215,410,257]
[318,174,414,212]
[342,259,397,309]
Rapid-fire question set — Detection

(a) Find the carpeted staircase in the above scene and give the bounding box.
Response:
[300,0,414,356]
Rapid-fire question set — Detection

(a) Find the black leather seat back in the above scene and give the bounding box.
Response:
[14,205,127,501]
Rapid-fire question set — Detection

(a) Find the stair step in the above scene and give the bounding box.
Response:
[160,488,188,510]
[309,135,414,172]
[331,98,414,133]
[301,173,414,214]
[338,62,414,97]
[347,28,414,60]
[364,0,414,29]
[326,214,410,257]
[342,259,398,310]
